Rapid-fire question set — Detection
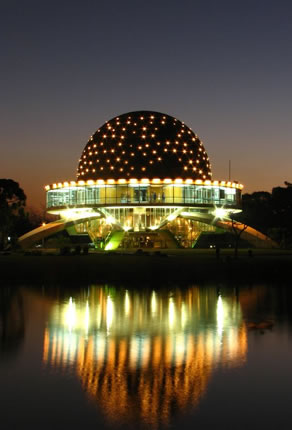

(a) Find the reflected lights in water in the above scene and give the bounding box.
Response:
[43,287,247,427]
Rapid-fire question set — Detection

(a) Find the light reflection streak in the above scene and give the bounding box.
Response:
[181,303,187,328]
[96,304,101,328]
[124,290,130,315]
[106,295,114,332]
[217,295,224,338]
[84,301,90,334]
[168,297,175,328]
[43,287,247,427]
[65,297,76,331]
[151,291,157,314]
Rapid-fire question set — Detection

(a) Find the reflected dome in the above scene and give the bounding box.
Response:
[43,286,247,427]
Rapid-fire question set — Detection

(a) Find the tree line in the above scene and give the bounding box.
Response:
[0,179,53,250]
[235,183,292,247]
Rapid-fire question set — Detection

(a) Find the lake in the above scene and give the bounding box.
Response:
[0,284,292,429]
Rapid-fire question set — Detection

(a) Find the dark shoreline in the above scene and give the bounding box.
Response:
[0,250,291,284]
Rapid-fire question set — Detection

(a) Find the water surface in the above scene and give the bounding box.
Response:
[0,284,292,429]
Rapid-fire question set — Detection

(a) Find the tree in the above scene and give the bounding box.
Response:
[235,182,292,248]
[25,205,56,230]
[230,214,248,258]
[284,181,292,187]
[0,179,26,250]
[237,191,273,235]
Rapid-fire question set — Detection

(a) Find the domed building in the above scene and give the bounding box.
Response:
[77,111,212,181]
[19,111,276,250]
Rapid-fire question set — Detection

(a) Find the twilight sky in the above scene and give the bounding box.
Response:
[1,0,292,208]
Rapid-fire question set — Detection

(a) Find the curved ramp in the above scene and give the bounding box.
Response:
[19,211,279,250]
[180,213,279,249]
[216,220,279,249]
[18,215,100,249]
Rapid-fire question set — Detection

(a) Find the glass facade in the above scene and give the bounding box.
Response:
[74,214,217,248]
[47,184,240,209]
[75,207,179,233]
[44,182,242,249]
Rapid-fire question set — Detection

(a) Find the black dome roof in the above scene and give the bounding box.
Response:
[77,111,212,180]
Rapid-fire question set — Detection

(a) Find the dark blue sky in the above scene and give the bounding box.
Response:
[1,0,292,207]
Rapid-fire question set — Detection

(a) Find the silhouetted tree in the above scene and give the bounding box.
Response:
[0,179,26,249]
[25,205,56,230]
[237,191,273,234]
[235,182,292,248]
[230,214,248,258]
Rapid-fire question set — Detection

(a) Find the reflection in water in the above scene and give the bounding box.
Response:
[0,288,25,359]
[43,287,247,427]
